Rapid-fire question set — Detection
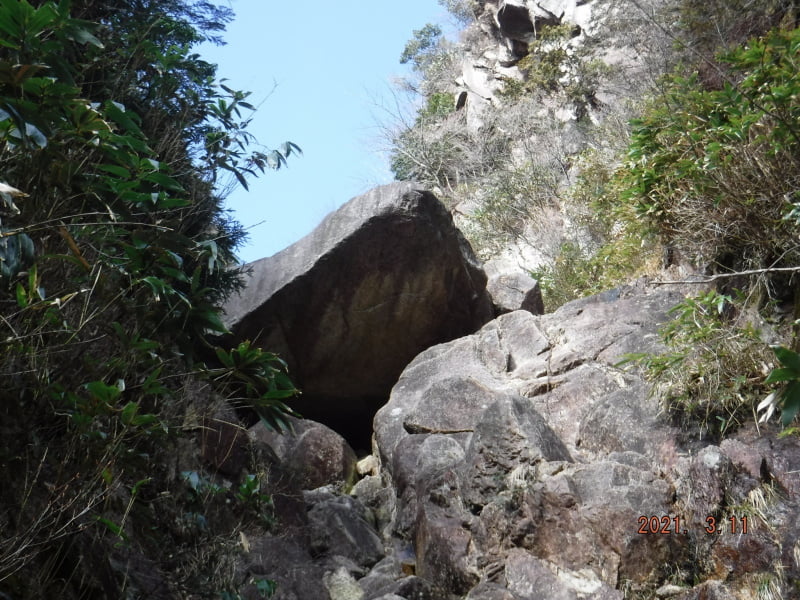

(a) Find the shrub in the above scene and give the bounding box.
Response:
[498,23,613,119]
[524,146,662,310]
[622,290,773,438]
[758,345,800,428]
[0,1,296,596]
[621,26,800,282]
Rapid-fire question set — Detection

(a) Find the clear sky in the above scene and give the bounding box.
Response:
[200,0,453,263]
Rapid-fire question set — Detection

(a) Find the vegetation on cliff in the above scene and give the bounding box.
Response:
[0,0,297,596]
[392,0,800,437]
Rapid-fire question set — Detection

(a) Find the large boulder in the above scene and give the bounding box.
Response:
[223,182,493,447]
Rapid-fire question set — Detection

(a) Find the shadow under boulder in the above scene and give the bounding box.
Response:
[222,182,493,448]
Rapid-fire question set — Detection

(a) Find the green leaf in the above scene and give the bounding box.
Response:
[141,276,167,301]
[159,266,189,283]
[142,367,168,396]
[142,171,184,192]
[131,413,158,426]
[773,346,800,372]
[193,309,229,334]
[254,578,277,598]
[15,282,27,308]
[65,23,104,48]
[95,516,127,539]
[259,388,296,400]
[97,164,131,179]
[85,380,121,404]
[153,195,190,210]
[782,380,800,426]
[104,100,142,136]
[120,401,139,425]
[131,478,151,496]
[215,346,235,368]
[765,367,800,384]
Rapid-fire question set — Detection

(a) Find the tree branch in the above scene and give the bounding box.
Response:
[653,266,800,285]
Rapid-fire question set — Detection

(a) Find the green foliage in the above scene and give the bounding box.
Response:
[253,578,278,598]
[467,160,559,257]
[389,103,509,193]
[0,1,297,596]
[499,24,611,119]
[523,148,661,310]
[235,473,275,528]
[397,18,461,97]
[759,345,800,426]
[222,577,276,600]
[529,241,596,308]
[676,0,794,62]
[421,92,456,120]
[211,342,300,433]
[621,26,800,276]
[621,291,772,438]
[437,0,476,25]
[400,23,444,71]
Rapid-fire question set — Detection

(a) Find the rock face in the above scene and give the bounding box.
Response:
[456,0,599,125]
[223,182,493,447]
[368,280,800,599]
[210,167,799,600]
[203,277,800,600]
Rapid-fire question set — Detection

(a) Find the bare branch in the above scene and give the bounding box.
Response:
[654,266,800,285]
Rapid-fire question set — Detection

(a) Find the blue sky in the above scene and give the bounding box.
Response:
[200,0,453,262]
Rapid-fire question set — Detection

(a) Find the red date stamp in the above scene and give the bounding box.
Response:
[637,515,749,535]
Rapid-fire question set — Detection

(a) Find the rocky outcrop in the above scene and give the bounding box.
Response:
[223,182,493,448]
[456,0,599,124]
[201,276,800,600]
[366,280,800,599]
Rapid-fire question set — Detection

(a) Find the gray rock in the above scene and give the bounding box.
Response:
[307,495,385,569]
[464,582,520,600]
[223,182,493,445]
[504,550,576,600]
[357,556,403,599]
[496,1,536,42]
[351,474,394,536]
[391,433,469,533]
[578,380,674,457]
[372,282,702,597]
[374,310,551,471]
[249,418,357,490]
[537,284,683,370]
[559,461,676,584]
[485,269,544,315]
[323,567,364,600]
[241,276,800,600]
[461,396,571,511]
[415,496,480,595]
